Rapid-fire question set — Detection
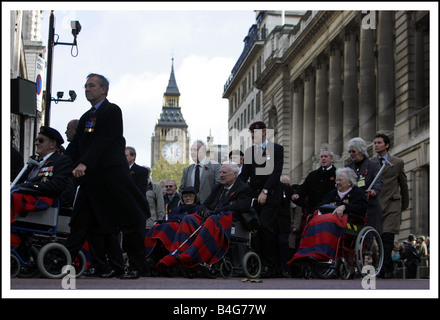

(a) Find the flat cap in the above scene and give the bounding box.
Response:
[249,121,266,131]
[39,126,64,146]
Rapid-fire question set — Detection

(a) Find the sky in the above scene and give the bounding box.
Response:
[32,4,261,167]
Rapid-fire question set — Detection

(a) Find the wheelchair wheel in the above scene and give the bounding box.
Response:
[354,226,383,278]
[72,250,87,278]
[315,260,337,279]
[242,251,261,279]
[11,254,20,278]
[37,242,72,279]
[220,259,234,279]
[338,257,353,280]
[17,246,40,278]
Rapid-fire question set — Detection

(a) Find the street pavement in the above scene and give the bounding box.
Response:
[9,276,431,296]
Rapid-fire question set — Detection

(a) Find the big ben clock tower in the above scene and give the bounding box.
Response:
[151,59,190,167]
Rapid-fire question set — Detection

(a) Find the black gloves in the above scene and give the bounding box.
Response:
[199,208,214,218]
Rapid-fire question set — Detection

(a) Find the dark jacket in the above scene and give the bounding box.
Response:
[65,99,150,231]
[129,162,149,196]
[317,186,369,217]
[202,179,252,216]
[164,193,181,213]
[345,158,383,233]
[15,152,75,206]
[239,140,284,204]
[295,166,337,215]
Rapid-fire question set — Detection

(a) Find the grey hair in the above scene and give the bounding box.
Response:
[87,73,109,95]
[222,161,240,174]
[320,147,334,158]
[336,167,358,186]
[347,137,369,158]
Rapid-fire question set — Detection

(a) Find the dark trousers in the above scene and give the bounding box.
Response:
[65,198,147,273]
[88,231,125,273]
[381,232,395,274]
[256,203,279,269]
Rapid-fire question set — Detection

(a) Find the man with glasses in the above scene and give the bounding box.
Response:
[12,126,75,207]
[163,180,181,215]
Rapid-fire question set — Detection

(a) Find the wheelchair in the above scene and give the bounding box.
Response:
[216,220,262,279]
[293,207,384,280]
[10,189,87,279]
[146,206,262,279]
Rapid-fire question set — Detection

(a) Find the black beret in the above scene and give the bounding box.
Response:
[181,186,197,195]
[39,126,64,146]
[249,121,266,131]
[229,150,244,157]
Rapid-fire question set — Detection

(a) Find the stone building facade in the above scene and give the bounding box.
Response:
[223,10,430,240]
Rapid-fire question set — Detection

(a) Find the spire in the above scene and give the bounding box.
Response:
[165,57,180,96]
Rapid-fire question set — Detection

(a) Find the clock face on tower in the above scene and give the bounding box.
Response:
[162,142,182,163]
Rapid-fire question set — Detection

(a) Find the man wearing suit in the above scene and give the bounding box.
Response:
[373,133,409,279]
[13,126,75,207]
[64,73,150,279]
[179,140,220,204]
[239,121,284,276]
[163,180,181,214]
[201,162,252,217]
[125,146,149,196]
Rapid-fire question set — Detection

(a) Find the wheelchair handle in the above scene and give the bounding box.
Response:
[366,158,393,192]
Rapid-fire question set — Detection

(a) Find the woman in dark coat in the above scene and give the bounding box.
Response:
[145,187,200,264]
[345,137,383,233]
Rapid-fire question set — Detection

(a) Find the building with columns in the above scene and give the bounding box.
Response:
[10,10,46,161]
[223,10,431,240]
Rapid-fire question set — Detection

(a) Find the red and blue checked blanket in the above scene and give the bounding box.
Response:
[10,193,55,223]
[145,221,181,256]
[158,211,232,268]
[288,213,347,264]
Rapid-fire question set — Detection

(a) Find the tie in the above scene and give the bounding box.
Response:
[379,157,385,166]
[216,188,228,210]
[28,159,43,180]
[194,164,201,192]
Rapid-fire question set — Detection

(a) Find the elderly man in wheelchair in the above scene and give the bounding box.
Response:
[153,161,253,275]
[289,167,383,279]
[11,127,76,278]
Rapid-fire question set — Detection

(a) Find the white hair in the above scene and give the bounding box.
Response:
[222,161,240,174]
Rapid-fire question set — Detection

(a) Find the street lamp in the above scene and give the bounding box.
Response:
[44,10,81,126]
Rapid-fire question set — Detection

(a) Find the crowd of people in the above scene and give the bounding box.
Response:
[11,72,429,280]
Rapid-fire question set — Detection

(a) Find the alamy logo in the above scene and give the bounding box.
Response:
[361,265,376,289]
[362,11,376,30]
[61,265,76,289]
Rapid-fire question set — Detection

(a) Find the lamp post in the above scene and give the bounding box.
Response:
[44,10,81,126]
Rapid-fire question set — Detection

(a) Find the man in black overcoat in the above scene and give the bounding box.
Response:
[64,73,150,279]
[239,121,284,277]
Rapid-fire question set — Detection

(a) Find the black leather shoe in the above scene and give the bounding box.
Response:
[83,267,102,277]
[118,270,140,279]
[101,269,124,278]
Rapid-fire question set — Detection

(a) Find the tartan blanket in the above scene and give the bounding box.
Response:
[145,221,181,257]
[10,193,55,223]
[158,211,232,268]
[288,213,347,264]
